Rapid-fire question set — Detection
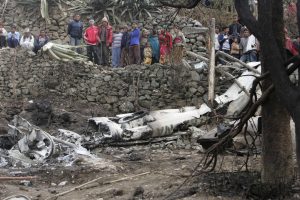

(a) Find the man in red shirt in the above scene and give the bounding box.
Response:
[84,19,100,64]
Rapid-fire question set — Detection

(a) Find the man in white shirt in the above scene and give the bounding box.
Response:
[20,28,35,50]
[239,29,259,63]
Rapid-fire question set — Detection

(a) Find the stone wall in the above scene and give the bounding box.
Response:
[0,49,208,113]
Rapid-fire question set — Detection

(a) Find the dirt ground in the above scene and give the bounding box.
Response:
[0,146,263,200]
[0,99,298,200]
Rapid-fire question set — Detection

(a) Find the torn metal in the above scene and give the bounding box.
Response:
[0,116,112,169]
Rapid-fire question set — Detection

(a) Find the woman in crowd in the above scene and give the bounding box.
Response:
[34,30,49,53]
[159,25,172,65]
[148,28,160,64]
[171,25,186,65]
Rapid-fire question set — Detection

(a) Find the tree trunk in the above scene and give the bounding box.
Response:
[261,92,294,184]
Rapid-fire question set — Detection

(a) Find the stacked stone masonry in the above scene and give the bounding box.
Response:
[0,49,208,113]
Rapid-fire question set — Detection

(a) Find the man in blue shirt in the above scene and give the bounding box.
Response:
[7,25,20,48]
[129,21,141,64]
[68,14,83,53]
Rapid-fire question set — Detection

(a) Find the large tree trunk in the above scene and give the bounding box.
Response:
[260,0,294,184]
[261,93,294,183]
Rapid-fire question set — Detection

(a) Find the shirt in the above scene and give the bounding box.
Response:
[130,28,140,46]
[7,32,21,41]
[84,25,99,45]
[222,35,230,50]
[112,32,123,48]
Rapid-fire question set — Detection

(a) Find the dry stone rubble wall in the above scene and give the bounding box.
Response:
[0,49,208,113]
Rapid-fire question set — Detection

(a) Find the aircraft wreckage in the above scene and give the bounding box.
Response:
[0,61,263,168]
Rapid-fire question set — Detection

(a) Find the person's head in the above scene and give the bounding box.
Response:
[173,24,180,33]
[132,21,138,29]
[74,14,80,21]
[243,29,250,37]
[145,42,150,47]
[233,15,239,23]
[24,28,30,37]
[101,17,109,27]
[89,19,95,26]
[40,30,46,37]
[233,37,238,43]
[114,25,120,33]
[223,26,229,34]
[123,25,128,32]
[11,25,16,33]
[215,27,220,34]
[0,23,3,28]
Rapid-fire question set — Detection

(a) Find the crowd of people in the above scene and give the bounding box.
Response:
[0,23,49,54]
[80,15,187,67]
[215,16,300,63]
[1,14,299,66]
[0,14,187,68]
[214,17,260,63]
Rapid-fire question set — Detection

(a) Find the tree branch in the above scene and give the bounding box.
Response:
[158,0,201,9]
[234,0,262,40]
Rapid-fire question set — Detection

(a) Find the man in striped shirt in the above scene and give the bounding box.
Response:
[112,26,123,68]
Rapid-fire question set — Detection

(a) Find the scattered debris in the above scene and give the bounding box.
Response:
[3,195,31,200]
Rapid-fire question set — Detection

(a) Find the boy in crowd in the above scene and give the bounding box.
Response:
[218,26,231,54]
[84,19,100,65]
[34,30,49,53]
[120,25,130,67]
[112,25,123,68]
[7,25,20,48]
[129,21,141,65]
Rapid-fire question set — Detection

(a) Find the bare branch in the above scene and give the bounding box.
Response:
[158,0,201,9]
[235,0,262,40]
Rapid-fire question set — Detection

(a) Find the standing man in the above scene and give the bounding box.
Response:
[218,26,231,54]
[229,16,242,40]
[7,25,20,48]
[84,19,100,65]
[98,16,113,66]
[239,29,258,63]
[120,25,131,67]
[68,14,83,53]
[129,21,141,65]
[112,26,123,68]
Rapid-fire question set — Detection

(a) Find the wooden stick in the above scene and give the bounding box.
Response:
[45,172,150,200]
[0,176,37,181]
[216,67,251,96]
[208,18,216,105]
[186,51,209,62]
[216,51,261,74]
